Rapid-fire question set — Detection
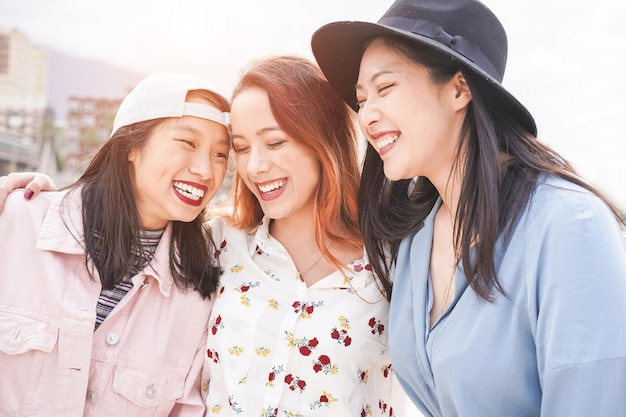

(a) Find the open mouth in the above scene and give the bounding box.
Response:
[374,134,398,150]
[257,179,286,195]
[173,181,205,201]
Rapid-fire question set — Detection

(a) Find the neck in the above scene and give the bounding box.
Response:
[269,210,317,251]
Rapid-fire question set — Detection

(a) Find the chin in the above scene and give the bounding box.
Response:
[383,169,405,182]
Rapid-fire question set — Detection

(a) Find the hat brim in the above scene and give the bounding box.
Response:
[312,21,537,136]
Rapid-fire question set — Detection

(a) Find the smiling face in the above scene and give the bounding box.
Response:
[230,86,321,223]
[128,96,230,229]
[355,39,470,184]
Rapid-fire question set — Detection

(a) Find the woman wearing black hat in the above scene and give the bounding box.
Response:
[312,0,626,416]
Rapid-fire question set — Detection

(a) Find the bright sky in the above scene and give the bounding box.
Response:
[1,0,625,210]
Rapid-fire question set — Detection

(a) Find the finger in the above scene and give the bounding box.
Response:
[24,180,43,199]
[0,176,12,213]
[0,172,44,213]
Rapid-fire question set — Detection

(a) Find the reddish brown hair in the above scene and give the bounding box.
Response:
[228,55,362,269]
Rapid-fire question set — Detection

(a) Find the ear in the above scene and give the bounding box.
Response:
[450,71,472,111]
[128,148,138,162]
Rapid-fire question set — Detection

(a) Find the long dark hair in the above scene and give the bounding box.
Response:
[359,36,625,301]
[65,90,228,298]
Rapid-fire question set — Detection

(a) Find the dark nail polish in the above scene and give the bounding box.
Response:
[24,189,34,200]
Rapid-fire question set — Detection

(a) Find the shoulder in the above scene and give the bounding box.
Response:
[206,215,254,248]
[0,190,61,241]
[2,190,57,220]
[524,175,618,232]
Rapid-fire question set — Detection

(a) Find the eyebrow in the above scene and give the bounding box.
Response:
[356,69,395,91]
[231,125,282,140]
[173,124,230,146]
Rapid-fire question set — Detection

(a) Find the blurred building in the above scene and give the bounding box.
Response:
[0,29,48,175]
[62,96,121,172]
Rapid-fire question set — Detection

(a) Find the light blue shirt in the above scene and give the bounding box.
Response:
[389,176,626,417]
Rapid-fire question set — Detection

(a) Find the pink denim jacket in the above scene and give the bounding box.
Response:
[0,189,214,416]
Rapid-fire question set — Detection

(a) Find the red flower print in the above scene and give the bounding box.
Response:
[308,337,319,347]
[299,346,311,356]
[330,327,352,347]
[211,315,224,335]
[313,354,337,374]
[268,372,275,382]
[368,317,385,336]
[206,348,219,363]
[292,301,322,317]
[240,285,250,292]
[320,395,328,403]
[383,364,392,378]
[379,400,393,415]
[284,374,307,392]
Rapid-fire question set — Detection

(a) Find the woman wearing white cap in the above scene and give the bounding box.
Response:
[312,0,626,416]
[0,61,415,416]
[0,72,231,416]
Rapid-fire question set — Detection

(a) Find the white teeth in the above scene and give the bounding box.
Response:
[173,181,205,201]
[258,180,285,194]
[375,134,398,149]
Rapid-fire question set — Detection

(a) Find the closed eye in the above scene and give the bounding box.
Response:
[378,83,396,94]
[177,139,196,149]
[267,141,285,150]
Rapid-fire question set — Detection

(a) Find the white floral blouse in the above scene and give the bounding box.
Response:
[201,216,412,416]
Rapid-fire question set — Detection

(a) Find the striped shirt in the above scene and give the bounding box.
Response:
[94,228,164,330]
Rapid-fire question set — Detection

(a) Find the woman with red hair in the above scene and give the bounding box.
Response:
[202,55,410,416]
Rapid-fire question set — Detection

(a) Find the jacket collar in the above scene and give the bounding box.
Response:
[36,188,175,297]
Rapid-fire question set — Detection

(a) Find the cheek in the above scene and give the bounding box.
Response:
[234,154,248,176]
[356,113,368,134]
[215,164,228,185]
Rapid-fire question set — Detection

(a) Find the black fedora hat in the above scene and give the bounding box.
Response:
[311,0,537,136]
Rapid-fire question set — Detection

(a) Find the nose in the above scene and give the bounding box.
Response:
[188,153,213,181]
[357,99,381,130]
[244,146,270,176]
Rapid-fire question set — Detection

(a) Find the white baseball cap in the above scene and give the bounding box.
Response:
[111,72,230,137]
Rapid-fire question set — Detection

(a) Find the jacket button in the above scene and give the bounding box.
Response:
[105,332,120,345]
[145,385,157,399]
[86,390,99,403]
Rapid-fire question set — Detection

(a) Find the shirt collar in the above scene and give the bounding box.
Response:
[250,215,373,291]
